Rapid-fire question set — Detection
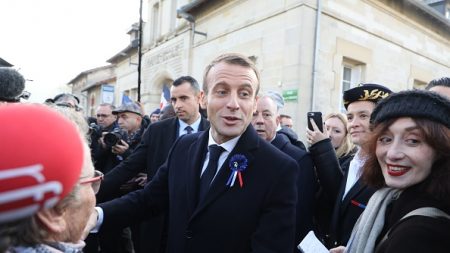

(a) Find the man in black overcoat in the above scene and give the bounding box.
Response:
[252,93,316,250]
[88,53,299,253]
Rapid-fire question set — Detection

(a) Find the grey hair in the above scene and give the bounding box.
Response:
[49,105,89,142]
[261,91,285,112]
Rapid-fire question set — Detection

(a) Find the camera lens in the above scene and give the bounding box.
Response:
[104,132,120,147]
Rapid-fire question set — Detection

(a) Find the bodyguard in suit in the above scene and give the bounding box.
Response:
[252,93,316,249]
[97,76,208,200]
[96,76,209,253]
[306,83,392,248]
[88,53,299,253]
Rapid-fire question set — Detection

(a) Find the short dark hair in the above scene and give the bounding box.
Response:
[426,77,450,90]
[202,53,260,95]
[362,118,450,204]
[172,76,200,94]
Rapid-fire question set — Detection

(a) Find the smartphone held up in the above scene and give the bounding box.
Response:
[307,112,323,132]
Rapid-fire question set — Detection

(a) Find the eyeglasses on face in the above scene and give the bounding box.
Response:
[96,114,112,118]
[80,170,104,194]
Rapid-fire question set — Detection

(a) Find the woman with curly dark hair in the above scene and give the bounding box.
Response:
[331,89,450,253]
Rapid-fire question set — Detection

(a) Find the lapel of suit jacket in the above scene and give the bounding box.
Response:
[198,117,210,132]
[185,130,209,215]
[340,177,365,213]
[190,125,259,220]
[329,165,351,236]
[171,118,180,139]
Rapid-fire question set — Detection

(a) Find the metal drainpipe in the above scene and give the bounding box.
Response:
[177,0,205,75]
[188,22,195,75]
[137,0,143,102]
[311,0,322,111]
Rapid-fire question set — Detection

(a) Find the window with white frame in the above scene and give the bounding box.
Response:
[150,2,160,43]
[340,58,366,112]
[129,88,138,101]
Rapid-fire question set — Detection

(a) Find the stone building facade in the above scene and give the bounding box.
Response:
[71,0,450,135]
[67,65,116,116]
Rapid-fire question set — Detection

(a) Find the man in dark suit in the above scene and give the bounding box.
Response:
[96,76,209,253]
[252,93,316,249]
[88,53,299,253]
[97,76,208,200]
[306,83,392,248]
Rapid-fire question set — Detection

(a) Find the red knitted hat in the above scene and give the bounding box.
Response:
[0,104,84,223]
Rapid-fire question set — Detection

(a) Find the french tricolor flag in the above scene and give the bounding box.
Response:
[160,85,171,109]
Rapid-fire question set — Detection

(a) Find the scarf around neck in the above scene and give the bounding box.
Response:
[345,187,402,253]
[8,241,85,253]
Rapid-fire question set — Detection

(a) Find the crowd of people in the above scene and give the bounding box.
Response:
[0,58,449,253]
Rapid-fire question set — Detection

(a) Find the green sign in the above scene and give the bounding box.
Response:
[282,89,298,101]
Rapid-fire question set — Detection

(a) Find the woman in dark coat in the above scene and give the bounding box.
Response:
[307,112,356,243]
[331,89,450,253]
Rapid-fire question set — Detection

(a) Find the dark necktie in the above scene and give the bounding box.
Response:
[185,126,193,134]
[198,145,225,202]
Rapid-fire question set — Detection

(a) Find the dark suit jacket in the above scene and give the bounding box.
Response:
[271,133,316,245]
[97,116,209,202]
[309,139,375,248]
[100,125,299,253]
[329,174,375,247]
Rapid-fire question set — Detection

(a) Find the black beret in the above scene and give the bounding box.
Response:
[343,83,392,109]
[371,89,450,129]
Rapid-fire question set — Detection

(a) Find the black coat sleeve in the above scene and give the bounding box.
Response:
[308,139,344,205]
[96,128,151,202]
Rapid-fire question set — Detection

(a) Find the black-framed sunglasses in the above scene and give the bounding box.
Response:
[80,170,104,194]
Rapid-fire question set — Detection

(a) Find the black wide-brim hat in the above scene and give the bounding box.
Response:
[343,83,392,109]
[371,89,450,129]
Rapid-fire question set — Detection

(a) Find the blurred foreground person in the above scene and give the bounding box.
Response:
[0,104,101,253]
[332,90,450,253]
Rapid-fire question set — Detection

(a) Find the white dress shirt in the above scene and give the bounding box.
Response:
[200,130,240,181]
[342,149,366,200]
[178,116,201,136]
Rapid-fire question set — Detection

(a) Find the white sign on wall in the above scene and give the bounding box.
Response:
[102,85,114,104]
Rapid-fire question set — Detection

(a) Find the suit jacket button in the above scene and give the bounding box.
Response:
[185,230,193,239]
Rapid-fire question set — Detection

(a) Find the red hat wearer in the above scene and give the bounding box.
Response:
[0,104,84,223]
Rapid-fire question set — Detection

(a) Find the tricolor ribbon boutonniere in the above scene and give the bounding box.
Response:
[226,154,248,188]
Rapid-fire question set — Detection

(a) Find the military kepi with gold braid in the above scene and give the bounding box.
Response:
[343,83,392,110]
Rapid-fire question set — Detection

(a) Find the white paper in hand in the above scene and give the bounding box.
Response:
[298,231,329,253]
